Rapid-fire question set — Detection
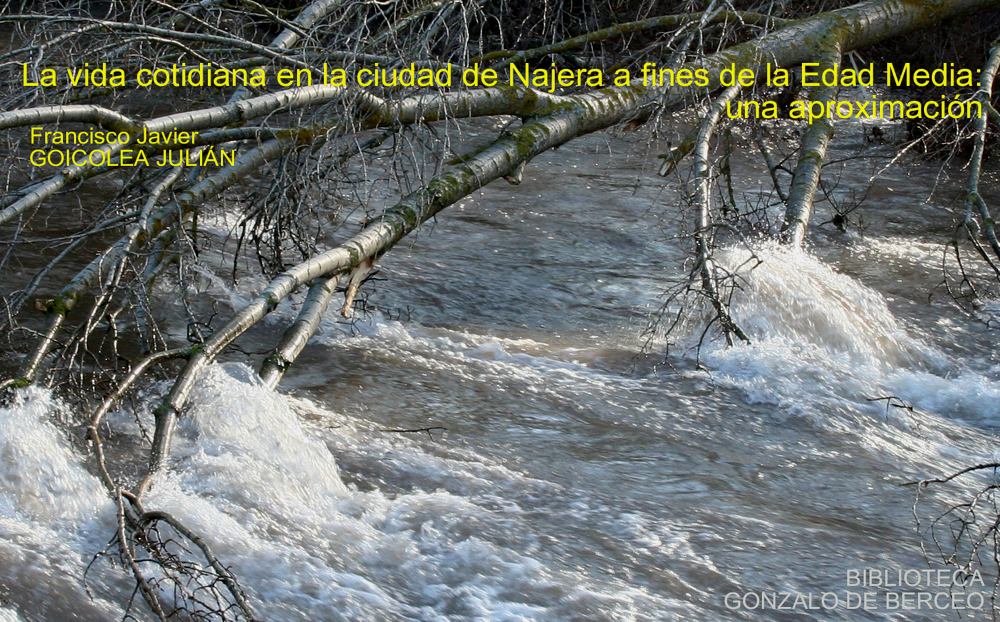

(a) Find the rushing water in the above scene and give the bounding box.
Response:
[4,121,1000,621]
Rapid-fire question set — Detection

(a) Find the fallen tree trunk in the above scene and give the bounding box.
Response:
[147,0,1000,448]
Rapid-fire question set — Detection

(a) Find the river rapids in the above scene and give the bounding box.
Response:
[2,121,1000,621]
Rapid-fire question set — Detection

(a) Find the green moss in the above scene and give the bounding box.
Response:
[153,403,175,418]
[47,297,71,316]
[263,353,290,371]
[264,292,280,313]
[6,378,30,390]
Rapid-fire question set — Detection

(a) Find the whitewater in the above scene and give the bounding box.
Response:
[2,126,1000,621]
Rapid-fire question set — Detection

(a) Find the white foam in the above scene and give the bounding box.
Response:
[5,240,994,621]
[719,245,930,369]
[665,245,1000,473]
[131,364,693,621]
[0,388,105,522]
[0,390,136,621]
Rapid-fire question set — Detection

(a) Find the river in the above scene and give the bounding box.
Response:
[2,116,1000,621]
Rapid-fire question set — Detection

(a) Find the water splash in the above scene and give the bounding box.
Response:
[719,245,930,369]
[0,387,105,521]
